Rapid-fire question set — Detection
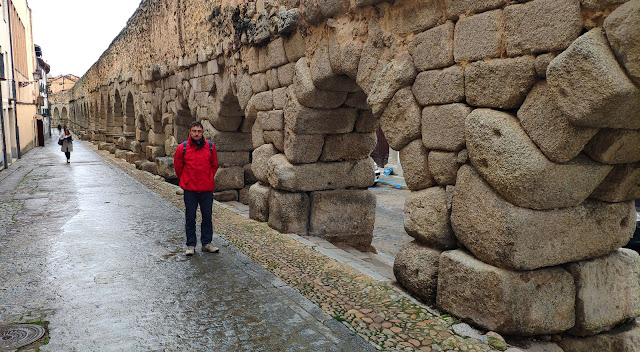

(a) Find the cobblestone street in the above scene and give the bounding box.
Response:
[0,137,497,351]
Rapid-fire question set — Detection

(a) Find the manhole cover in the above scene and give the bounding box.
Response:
[0,324,45,350]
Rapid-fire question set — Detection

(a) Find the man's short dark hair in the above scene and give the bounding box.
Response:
[189,121,203,129]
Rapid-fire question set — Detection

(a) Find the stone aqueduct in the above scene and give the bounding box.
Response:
[53,0,640,345]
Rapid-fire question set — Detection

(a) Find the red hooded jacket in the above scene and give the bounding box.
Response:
[173,137,219,192]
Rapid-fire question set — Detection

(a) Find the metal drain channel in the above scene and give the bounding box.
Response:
[0,324,45,350]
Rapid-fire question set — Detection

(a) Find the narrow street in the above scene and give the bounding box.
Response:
[0,135,371,351]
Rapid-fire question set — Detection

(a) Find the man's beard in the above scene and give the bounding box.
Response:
[194,137,205,148]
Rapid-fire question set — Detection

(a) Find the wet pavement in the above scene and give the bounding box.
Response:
[0,136,372,351]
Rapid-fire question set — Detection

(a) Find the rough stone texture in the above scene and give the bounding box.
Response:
[145,145,166,161]
[517,81,599,163]
[437,249,576,336]
[258,110,284,131]
[547,28,640,129]
[217,151,251,167]
[155,157,176,179]
[565,249,640,337]
[604,0,640,86]
[465,56,537,109]
[251,119,265,149]
[454,9,503,62]
[317,0,349,18]
[139,161,158,174]
[283,128,324,164]
[277,63,296,86]
[380,87,422,150]
[293,58,348,109]
[263,130,285,152]
[393,241,441,304]
[356,24,390,95]
[399,139,436,191]
[451,165,635,270]
[579,0,629,9]
[328,31,363,79]
[558,321,640,352]
[308,189,376,248]
[310,39,360,92]
[203,122,253,152]
[412,65,465,106]
[404,186,456,250]
[590,162,640,202]
[213,190,238,201]
[428,151,459,186]
[503,0,582,56]
[244,163,257,184]
[249,182,270,222]
[214,166,244,191]
[344,90,368,110]
[268,189,309,235]
[445,0,506,20]
[273,87,287,110]
[284,30,306,63]
[266,154,375,192]
[389,0,445,35]
[239,185,251,205]
[409,21,455,72]
[465,108,613,210]
[534,52,557,78]
[320,132,377,162]
[367,52,417,118]
[300,0,324,26]
[284,90,358,134]
[584,128,640,164]
[251,143,279,183]
[354,109,378,133]
[421,103,470,152]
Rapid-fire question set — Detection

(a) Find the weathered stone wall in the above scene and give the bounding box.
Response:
[54,0,640,344]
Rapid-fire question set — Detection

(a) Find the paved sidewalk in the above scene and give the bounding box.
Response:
[0,139,372,351]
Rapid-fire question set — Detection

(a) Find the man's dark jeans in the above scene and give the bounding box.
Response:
[183,190,213,247]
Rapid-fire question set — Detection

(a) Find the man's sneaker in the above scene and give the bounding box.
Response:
[202,243,219,253]
[185,246,195,256]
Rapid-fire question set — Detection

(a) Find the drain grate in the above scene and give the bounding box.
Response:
[0,324,45,350]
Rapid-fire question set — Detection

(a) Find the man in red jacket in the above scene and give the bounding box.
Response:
[174,121,219,256]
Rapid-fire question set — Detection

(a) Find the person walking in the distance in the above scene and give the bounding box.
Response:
[59,127,73,163]
[173,121,220,256]
[57,124,62,135]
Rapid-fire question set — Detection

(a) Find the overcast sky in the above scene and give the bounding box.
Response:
[28,0,142,77]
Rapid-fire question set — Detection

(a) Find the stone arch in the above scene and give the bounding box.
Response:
[105,93,114,141]
[124,91,136,136]
[244,26,382,250]
[98,94,107,141]
[113,89,124,138]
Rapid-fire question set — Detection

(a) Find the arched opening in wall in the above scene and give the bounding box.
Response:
[106,94,114,142]
[98,95,107,141]
[124,92,135,136]
[89,101,96,132]
[113,90,124,138]
[53,107,60,126]
[247,35,413,255]
[200,69,251,205]
[136,114,148,142]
